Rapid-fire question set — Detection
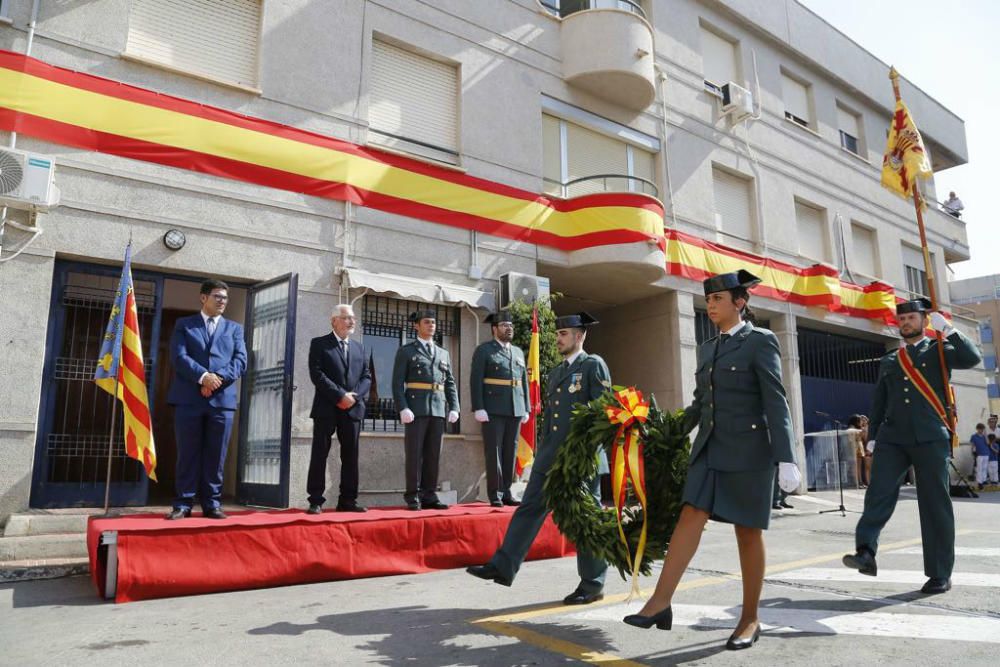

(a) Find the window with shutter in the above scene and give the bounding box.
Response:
[781,72,812,128]
[794,200,826,261]
[851,223,878,277]
[0,0,9,18]
[712,167,754,249]
[125,0,261,89]
[701,26,738,88]
[837,104,863,155]
[542,114,563,196]
[369,39,459,164]
[902,244,934,298]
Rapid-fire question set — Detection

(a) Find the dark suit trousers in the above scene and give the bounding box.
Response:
[482,416,520,502]
[307,413,362,506]
[404,416,445,504]
[173,404,234,511]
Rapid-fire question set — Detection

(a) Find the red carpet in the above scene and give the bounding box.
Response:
[87,504,573,603]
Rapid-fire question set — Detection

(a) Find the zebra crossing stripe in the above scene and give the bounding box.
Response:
[774,568,1000,587]
[893,547,1000,557]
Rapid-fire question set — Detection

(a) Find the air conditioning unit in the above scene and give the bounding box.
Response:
[721,82,754,122]
[0,148,61,211]
[499,272,550,308]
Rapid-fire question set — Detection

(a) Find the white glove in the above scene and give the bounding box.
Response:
[474,409,490,423]
[866,440,876,454]
[400,409,415,424]
[778,462,801,493]
[521,414,530,425]
[929,311,953,335]
[447,410,460,424]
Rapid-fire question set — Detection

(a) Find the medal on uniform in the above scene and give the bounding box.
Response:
[568,372,582,393]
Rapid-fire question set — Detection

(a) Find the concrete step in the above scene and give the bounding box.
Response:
[0,534,88,561]
[0,557,89,583]
[3,514,89,537]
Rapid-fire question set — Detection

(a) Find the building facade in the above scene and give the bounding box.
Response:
[950,275,1000,416]
[0,0,985,521]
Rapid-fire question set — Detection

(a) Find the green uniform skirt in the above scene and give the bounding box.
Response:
[681,444,776,530]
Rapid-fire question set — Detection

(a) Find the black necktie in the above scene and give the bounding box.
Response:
[719,333,731,342]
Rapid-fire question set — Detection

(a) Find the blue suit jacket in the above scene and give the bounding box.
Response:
[167,314,248,410]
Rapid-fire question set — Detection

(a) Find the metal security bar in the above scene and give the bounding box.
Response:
[797,328,883,384]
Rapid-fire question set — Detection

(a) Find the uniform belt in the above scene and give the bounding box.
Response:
[404,382,444,391]
[483,378,522,387]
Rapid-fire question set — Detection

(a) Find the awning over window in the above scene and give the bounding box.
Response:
[344,268,495,311]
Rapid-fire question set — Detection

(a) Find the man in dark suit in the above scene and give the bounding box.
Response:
[166,279,247,520]
[307,304,372,514]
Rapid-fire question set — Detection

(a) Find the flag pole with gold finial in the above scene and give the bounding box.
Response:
[888,66,958,451]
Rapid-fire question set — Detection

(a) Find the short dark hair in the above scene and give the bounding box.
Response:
[990,434,996,442]
[977,423,986,430]
[847,414,863,429]
[200,279,229,295]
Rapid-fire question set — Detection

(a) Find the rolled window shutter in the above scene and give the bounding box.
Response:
[712,168,754,248]
[781,73,810,122]
[795,201,826,261]
[837,106,860,138]
[851,224,877,276]
[126,0,261,87]
[565,122,628,196]
[542,114,563,195]
[701,27,737,86]
[369,39,458,159]
[631,148,655,191]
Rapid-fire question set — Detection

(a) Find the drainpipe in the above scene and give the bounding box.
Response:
[653,64,676,228]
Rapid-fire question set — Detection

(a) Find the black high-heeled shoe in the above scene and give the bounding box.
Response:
[725,622,761,650]
[622,605,672,630]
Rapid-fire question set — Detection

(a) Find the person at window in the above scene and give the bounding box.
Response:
[306,304,372,514]
[470,311,530,507]
[843,298,981,595]
[622,270,800,651]
[392,309,459,510]
[942,191,964,218]
[166,279,247,520]
[467,312,610,606]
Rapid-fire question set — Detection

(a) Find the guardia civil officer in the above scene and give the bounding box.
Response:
[623,270,801,650]
[391,309,460,510]
[467,313,610,605]
[470,311,530,507]
[843,298,981,595]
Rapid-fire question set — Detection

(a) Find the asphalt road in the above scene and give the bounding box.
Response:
[2,485,998,666]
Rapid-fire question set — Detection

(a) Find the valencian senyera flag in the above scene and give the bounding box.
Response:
[515,308,541,476]
[94,243,157,481]
[881,98,933,199]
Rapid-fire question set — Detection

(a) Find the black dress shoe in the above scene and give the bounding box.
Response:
[489,500,504,508]
[502,497,521,506]
[779,500,794,509]
[306,504,323,515]
[842,548,878,576]
[336,503,368,512]
[423,501,449,510]
[406,502,421,511]
[466,563,513,587]
[771,502,783,510]
[726,623,761,650]
[203,508,228,520]
[623,605,672,630]
[563,589,604,605]
[166,508,191,520]
[921,577,951,594]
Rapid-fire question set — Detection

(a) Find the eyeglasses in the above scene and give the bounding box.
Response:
[210,294,229,302]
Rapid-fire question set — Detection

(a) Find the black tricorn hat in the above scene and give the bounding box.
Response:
[896,297,932,315]
[409,309,437,322]
[554,312,599,330]
[702,269,761,296]
[484,310,513,325]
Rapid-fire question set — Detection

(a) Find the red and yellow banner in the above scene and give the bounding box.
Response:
[0,50,662,251]
[515,308,541,476]
[882,99,932,199]
[665,229,899,323]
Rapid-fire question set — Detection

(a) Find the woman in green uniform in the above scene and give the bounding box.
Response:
[623,270,801,650]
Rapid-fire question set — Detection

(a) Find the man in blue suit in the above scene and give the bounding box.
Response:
[166,279,247,519]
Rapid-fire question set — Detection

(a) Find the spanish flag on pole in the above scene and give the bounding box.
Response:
[515,308,541,476]
[94,243,157,481]
[881,87,932,199]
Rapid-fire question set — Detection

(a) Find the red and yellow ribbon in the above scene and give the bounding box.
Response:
[605,387,650,597]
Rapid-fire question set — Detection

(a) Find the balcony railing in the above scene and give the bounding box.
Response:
[543,0,647,19]
[545,174,659,199]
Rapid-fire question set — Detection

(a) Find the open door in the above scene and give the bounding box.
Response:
[237,273,298,507]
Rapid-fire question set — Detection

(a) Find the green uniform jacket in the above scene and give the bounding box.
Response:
[469,340,529,417]
[391,340,460,418]
[534,352,611,473]
[870,330,981,444]
[684,323,796,472]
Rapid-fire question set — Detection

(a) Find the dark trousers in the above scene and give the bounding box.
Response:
[307,413,362,506]
[173,404,234,511]
[482,416,520,502]
[404,416,445,504]
[855,439,955,578]
[489,465,607,593]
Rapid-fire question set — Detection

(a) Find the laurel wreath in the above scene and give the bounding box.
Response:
[543,389,691,578]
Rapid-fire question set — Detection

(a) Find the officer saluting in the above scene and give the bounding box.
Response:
[467,312,610,605]
[843,298,981,594]
[471,311,530,507]
[392,309,460,511]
